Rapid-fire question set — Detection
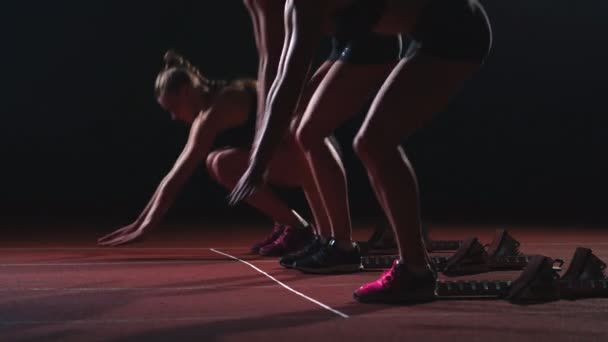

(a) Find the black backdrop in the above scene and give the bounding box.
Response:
[1,1,607,225]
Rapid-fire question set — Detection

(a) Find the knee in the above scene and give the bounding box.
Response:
[353,131,370,163]
[353,130,389,166]
[296,123,325,153]
[206,151,222,180]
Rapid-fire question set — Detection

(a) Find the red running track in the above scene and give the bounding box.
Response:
[1,222,607,341]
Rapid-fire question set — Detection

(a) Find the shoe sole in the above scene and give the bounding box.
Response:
[279,260,294,269]
[279,245,324,269]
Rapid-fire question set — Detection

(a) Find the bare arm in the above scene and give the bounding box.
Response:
[250,0,326,170]
[244,0,288,128]
[139,92,246,229]
[99,90,249,245]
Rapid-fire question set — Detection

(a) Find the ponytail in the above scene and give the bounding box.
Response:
[155,50,230,98]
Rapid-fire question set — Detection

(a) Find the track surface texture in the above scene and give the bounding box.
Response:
[1,222,607,341]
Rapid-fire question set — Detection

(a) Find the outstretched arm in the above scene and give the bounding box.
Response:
[99,91,247,246]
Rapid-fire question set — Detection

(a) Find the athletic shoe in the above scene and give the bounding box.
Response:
[250,223,285,254]
[293,239,362,274]
[279,235,324,268]
[259,225,314,257]
[354,260,437,303]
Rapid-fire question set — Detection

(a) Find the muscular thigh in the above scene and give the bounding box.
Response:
[289,61,334,131]
[265,134,309,187]
[358,53,480,146]
[207,147,250,176]
[298,61,395,139]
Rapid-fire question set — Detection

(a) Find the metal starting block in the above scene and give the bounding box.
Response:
[558,247,607,299]
[360,221,463,255]
[436,280,512,298]
[438,255,561,302]
[560,279,608,299]
[362,247,608,301]
[361,230,561,276]
[361,254,550,273]
[427,239,464,252]
[439,249,608,301]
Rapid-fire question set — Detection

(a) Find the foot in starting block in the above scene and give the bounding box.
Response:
[362,249,608,301]
[361,229,558,276]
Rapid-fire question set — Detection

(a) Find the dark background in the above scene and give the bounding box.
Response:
[1,1,607,227]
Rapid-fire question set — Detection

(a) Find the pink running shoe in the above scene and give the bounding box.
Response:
[259,225,314,257]
[250,223,285,254]
[353,260,437,303]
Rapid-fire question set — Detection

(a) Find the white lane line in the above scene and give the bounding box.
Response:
[210,248,349,319]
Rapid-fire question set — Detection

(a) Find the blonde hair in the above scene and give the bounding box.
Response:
[154,50,226,98]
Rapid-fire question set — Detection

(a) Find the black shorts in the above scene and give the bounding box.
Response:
[409,0,492,63]
[327,33,400,64]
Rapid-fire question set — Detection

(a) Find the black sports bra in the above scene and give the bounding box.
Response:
[212,83,258,149]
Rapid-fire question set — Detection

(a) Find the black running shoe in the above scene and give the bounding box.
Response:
[279,235,324,269]
[293,239,362,274]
